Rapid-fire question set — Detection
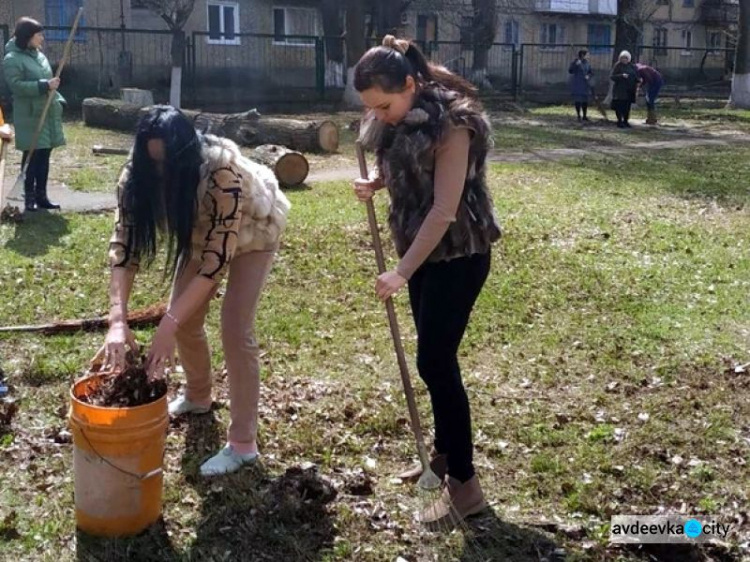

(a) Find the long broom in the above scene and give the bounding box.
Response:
[5,7,84,207]
[354,140,441,493]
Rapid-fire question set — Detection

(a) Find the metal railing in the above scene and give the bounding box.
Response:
[0,25,737,109]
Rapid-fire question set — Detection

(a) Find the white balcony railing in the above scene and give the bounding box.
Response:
[589,0,617,14]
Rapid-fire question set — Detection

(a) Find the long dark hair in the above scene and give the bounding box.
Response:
[123,105,203,277]
[14,17,44,50]
[354,37,477,98]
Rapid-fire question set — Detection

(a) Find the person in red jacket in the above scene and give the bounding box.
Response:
[635,63,664,125]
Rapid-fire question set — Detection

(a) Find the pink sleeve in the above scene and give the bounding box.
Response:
[395,126,471,280]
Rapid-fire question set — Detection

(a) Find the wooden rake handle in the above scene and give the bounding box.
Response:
[355,141,432,471]
[23,7,84,171]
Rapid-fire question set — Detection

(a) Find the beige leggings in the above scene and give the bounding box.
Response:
[170,249,276,447]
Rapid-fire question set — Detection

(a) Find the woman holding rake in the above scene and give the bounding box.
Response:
[3,17,65,212]
[352,36,501,528]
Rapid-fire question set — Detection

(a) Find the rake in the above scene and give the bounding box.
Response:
[354,139,441,493]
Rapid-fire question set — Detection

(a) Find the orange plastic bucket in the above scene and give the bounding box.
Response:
[69,373,168,537]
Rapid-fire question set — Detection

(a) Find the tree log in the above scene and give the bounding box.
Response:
[82,98,340,153]
[92,145,130,156]
[120,88,154,107]
[249,144,309,187]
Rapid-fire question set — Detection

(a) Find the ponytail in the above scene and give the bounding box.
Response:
[354,35,477,99]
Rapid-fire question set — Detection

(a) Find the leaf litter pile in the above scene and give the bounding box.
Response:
[80,359,167,408]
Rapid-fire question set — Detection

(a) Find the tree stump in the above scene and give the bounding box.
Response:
[249,145,309,187]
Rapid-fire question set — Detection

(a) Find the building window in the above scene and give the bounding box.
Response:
[682,29,692,51]
[273,7,320,46]
[708,30,723,53]
[541,23,565,48]
[44,0,85,42]
[416,14,438,45]
[207,1,240,45]
[653,27,668,55]
[587,23,611,53]
[504,20,520,48]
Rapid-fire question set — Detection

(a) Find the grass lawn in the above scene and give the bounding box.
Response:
[0,114,749,561]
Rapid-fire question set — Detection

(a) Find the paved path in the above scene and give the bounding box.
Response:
[4,132,749,213]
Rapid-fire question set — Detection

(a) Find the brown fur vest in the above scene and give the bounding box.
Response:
[364,84,501,262]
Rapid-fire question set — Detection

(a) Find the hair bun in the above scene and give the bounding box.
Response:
[382,34,409,55]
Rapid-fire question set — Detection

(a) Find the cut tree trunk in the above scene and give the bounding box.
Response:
[120,88,154,107]
[0,303,166,336]
[82,98,340,153]
[249,145,309,187]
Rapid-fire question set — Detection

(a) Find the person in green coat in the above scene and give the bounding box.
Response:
[3,17,65,212]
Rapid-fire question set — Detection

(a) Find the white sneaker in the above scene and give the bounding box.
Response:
[200,445,259,477]
[168,394,211,416]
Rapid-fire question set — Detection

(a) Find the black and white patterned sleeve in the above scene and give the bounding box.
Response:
[197,165,244,281]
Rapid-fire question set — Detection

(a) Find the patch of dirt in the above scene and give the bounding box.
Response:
[81,361,167,408]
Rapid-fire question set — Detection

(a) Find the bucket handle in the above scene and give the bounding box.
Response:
[78,426,165,481]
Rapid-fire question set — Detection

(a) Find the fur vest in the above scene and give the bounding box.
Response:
[363,84,501,263]
[195,134,290,255]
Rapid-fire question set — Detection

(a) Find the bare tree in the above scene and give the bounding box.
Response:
[321,0,345,87]
[470,0,499,88]
[731,0,750,107]
[613,0,660,63]
[140,0,196,108]
[340,0,415,107]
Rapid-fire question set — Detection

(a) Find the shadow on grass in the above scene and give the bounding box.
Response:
[75,518,180,562]
[5,212,70,257]
[458,508,561,562]
[181,411,337,561]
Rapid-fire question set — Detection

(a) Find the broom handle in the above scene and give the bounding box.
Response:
[22,7,83,172]
[355,142,432,471]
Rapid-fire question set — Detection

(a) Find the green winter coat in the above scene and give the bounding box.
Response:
[2,39,65,151]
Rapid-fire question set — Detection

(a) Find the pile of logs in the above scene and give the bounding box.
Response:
[83,97,338,188]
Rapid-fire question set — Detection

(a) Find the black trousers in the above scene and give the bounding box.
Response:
[612,100,631,124]
[407,251,491,483]
[21,148,52,198]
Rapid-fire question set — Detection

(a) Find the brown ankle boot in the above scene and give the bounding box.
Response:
[396,450,447,482]
[420,475,487,530]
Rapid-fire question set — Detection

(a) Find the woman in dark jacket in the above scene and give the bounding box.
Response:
[610,50,640,128]
[569,49,593,122]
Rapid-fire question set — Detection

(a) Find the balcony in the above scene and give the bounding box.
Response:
[700,0,739,25]
[589,0,617,15]
[535,0,589,14]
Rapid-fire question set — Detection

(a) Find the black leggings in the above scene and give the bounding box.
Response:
[21,148,52,196]
[408,251,491,483]
[612,100,631,124]
[574,102,588,117]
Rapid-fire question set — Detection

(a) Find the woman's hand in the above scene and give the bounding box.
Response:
[375,270,407,302]
[48,77,60,91]
[91,322,138,372]
[353,176,382,202]
[0,124,13,140]
[146,318,178,379]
